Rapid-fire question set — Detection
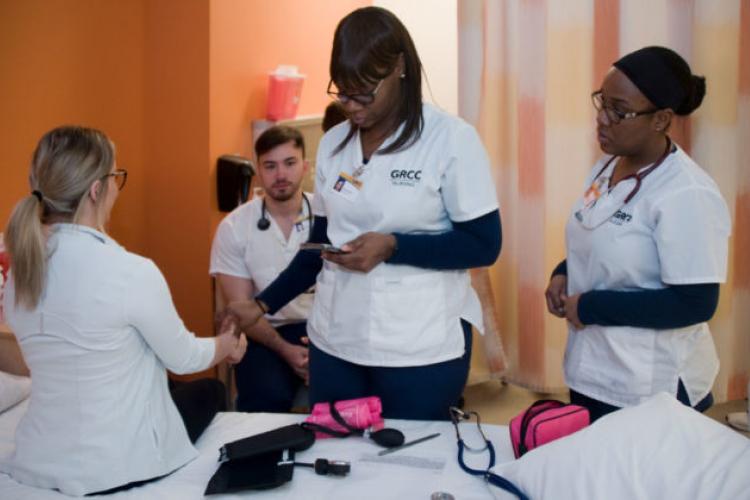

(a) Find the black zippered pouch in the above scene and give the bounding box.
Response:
[205,423,315,495]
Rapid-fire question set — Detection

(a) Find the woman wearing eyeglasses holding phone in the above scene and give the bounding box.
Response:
[545,47,731,422]
[229,7,501,420]
[1,126,246,496]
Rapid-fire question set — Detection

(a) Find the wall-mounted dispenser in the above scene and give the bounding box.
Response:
[217,154,255,212]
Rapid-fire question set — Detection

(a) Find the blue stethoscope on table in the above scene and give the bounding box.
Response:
[449,407,530,500]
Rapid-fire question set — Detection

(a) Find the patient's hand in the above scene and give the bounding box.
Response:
[280,337,309,383]
[215,309,239,337]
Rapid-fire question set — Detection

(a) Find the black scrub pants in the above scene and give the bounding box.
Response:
[570,378,714,423]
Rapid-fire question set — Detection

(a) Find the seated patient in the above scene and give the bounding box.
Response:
[211,126,313,412]
[0,126,247,496]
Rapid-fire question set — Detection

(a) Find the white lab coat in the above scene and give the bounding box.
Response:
[1,224,215,496]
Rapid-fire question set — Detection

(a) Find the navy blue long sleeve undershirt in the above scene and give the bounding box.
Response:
[388,210,501,269]
[551,259,720,329]
[258,210,502,314]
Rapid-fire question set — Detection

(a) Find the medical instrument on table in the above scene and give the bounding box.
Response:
[377,432,440,456]
[303,398,405,448]
[293,458,351,476]
[449,407,529,500]
[430,492,455,500]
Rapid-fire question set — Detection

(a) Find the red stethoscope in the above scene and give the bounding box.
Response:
[576,137,675,228]
[592,137,675,204]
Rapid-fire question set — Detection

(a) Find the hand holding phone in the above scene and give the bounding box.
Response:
[300,243,347,254]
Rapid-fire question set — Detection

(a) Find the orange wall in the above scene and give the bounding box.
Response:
[144,0,213,378]
[0,0,147,254]
[208,0,369,231]
[0,1,369,375]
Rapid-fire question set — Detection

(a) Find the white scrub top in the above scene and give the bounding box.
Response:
[564,145,731,408]
[210,194,314,327]
[310,103,499,367]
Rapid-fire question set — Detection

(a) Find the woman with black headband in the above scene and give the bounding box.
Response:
[545,46,731,422]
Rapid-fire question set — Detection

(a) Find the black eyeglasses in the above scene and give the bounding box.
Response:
[102,169,127,191]
[591,90,658,124]
[326,79,384,106]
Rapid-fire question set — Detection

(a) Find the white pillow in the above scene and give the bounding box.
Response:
[493,393,750,500]
[0,371,31,414]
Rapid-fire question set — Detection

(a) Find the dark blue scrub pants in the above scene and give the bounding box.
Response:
[308,320,473,421]
[570,378,714,422]
[234,322,308,412]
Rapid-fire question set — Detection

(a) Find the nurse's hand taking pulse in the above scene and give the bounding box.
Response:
[322,232,397,273]
[545,274,568,317]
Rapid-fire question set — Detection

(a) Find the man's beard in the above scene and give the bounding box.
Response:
[266,186,297,202]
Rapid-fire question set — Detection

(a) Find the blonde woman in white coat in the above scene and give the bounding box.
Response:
[1,126,246,496]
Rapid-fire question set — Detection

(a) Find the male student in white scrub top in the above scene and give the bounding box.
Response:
[546,46,731,422]
[211,126,314,412]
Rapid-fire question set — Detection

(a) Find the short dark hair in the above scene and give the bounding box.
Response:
[254,125,305,159]
[330,7,423,155]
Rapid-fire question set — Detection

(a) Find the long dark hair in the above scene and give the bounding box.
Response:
[330,7,423,155]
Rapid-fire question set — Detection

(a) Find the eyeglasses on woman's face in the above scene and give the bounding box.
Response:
[102,169,127,191]
[591,90,658,125]
[326,78,385,106]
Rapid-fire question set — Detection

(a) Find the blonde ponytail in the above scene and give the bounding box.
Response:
[5,196,46,308]
[4,126,114,309]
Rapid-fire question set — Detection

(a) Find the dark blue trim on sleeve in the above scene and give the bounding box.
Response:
[256,216,329,314]
[387,209,501,270]
[577,283,720,329]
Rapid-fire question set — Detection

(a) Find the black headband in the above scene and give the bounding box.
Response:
[613,46,704,116]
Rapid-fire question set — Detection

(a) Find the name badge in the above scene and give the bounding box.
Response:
[293,213,309,232]
[332,171,362,202]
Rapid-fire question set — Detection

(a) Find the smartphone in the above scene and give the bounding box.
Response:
[300,242,347,254]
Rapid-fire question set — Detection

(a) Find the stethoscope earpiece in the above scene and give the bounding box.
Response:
[256,216,271,230]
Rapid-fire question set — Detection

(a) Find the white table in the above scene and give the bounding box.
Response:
[194,412,514,499]
[0,408,515,500]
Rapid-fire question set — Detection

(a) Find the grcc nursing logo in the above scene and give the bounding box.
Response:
[390,169,422,187]
[610,209,633,225]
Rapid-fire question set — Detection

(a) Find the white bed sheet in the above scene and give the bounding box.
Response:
[0,402,513,499]
[3,393,748,499]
